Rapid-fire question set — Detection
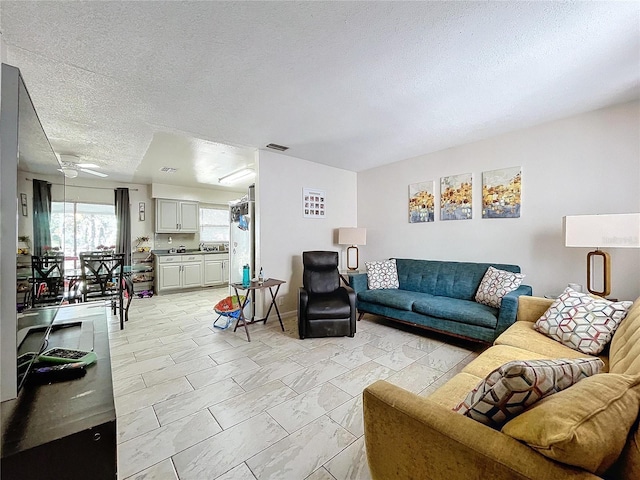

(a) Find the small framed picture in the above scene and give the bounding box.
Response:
[303,188,326,218]
[139,202,145,221]
[20,193,27,217]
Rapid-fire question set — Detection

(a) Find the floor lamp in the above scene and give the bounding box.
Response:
[338,227,367,271]
[564,213,640,297]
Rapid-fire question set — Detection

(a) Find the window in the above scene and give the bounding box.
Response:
[51,202,117,256]
[199,205,229,242]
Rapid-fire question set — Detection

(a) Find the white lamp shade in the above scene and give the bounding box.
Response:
[564,213,640,248]
[338,227,366,246]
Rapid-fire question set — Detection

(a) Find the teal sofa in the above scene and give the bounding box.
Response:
[349,259,532,343]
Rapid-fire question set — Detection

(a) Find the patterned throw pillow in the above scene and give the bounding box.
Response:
[534,287,633,355]
[475,266,525,308]
[453,357,603,428]
[365,259,399,290]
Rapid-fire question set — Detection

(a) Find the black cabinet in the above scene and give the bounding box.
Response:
[1,304,117,479]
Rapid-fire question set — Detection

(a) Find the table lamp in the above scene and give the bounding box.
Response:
[564,213,640,297]
[338,227,367,271]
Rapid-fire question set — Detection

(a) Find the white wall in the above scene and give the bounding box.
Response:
[257,150,358,314]
[358,101,640,301]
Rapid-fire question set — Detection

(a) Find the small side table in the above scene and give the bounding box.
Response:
[230,278,286,342]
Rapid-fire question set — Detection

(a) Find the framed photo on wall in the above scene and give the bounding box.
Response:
[303,187,326,218]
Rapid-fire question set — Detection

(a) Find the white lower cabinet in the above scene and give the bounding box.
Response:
[156,255,203,293]
[156,253,228,293]
[204,256,230,286]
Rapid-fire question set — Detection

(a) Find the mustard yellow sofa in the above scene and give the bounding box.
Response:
[364,295,640,480]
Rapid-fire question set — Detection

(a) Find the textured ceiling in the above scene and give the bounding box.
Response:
[1,1,638,187]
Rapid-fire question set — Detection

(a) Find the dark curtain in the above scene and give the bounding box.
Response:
[32,179,52,257]
[114,188,131,266]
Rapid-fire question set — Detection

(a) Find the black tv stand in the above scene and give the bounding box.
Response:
[1,304,116,479]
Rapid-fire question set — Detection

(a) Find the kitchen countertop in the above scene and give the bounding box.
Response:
[152,249,229,256]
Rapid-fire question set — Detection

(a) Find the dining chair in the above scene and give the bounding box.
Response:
[29,253,66,308]
[79,252,125,329]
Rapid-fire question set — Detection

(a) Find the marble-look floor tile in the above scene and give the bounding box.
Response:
[111,352,138,369]
[170,339,235,364]
[385,362,443,394]
[186,356,261,389]
[363,332,411,352]
[115,377,194,416]
[233,358,304,391]
[211,340,273,365]
[118,410,221,478]
[209,380,297,429]
[124,459,178,480]
[111,338,163,356]
[372,344,426,371]
[142,356,216,387]
[112,355,175,381]
[405,335,444,354]
[329,361,394,397]
[306,467,337,480]
[331,344,387,369]
[324,436,371,480]
[113,374,147,398]
[154,377,244,426]
[214,463,257,480]
[246,416,355,480]
[250,341,309,366]
[268,383,352,434]
[134,339,198,362]
[172,413,287,480]
[416,343,475,372]
[117,406,160,443]
[288,344,346,367]
[328,395,364,437]
[158,326,215,346]
[327,332,380,351]
[281,358,349,394]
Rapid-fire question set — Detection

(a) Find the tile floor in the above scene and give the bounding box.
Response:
[108,287,483,480]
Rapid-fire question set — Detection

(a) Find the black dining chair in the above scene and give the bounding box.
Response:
[298,251,356,339]
[79,252,125,329]
[29,252,66,308]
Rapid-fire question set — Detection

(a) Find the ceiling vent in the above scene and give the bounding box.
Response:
[160,167,177,173]
[266,143,289,152]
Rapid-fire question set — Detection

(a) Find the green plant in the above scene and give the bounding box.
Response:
[18,235,30,246]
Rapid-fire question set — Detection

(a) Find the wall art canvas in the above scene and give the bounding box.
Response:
[303,187,326,218]
[482,167,522,218]
[409,181,435,223]
[440,173,472,220]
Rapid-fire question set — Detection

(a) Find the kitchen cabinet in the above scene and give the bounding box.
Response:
[155,254,203,293]
[203,255,230,286]
[155,199,199,233]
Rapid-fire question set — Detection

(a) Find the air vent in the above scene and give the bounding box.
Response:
[160,167,177,173]
[266,143,289,152]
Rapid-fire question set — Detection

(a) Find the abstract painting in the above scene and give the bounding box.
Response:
[440,173,472,220]
[409,181,435,223]
[482,167,521,218]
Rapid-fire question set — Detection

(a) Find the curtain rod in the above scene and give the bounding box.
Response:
[25,178,139,191]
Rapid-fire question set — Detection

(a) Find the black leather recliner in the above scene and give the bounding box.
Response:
[298,251,356,339]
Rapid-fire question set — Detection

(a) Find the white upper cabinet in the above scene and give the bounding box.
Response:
[155,199,199,233]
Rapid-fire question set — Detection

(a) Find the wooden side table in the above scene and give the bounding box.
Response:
[230,278,286,341]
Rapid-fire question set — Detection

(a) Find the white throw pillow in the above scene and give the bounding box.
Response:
[475,266,525,308]
[365,259,399,290]
[534,287,633,355]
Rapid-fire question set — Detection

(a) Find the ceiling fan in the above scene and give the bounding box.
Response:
[57,154,108,178]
